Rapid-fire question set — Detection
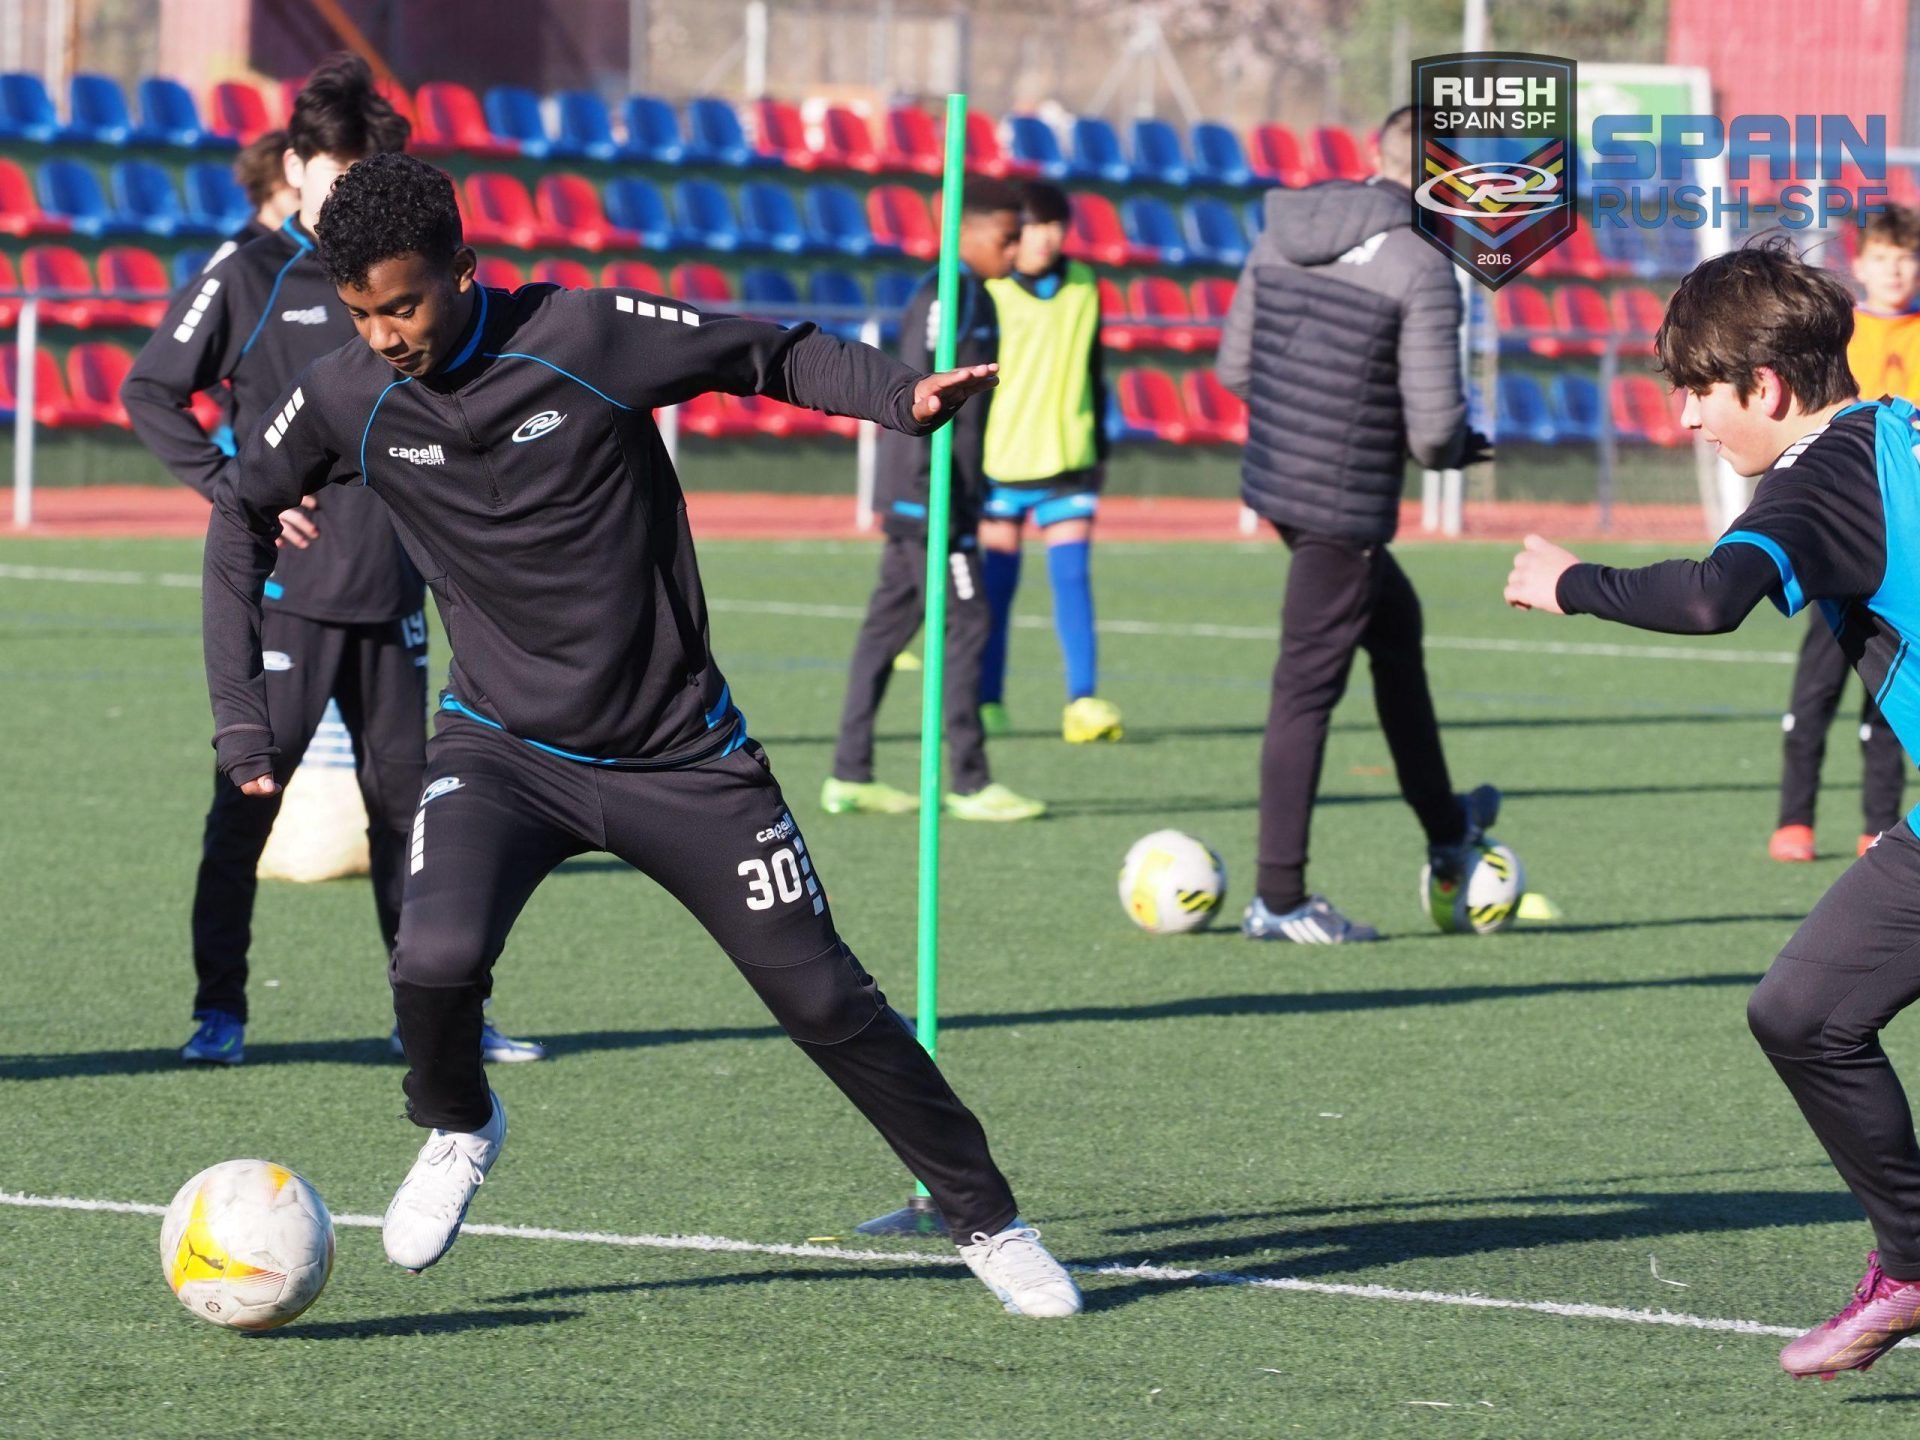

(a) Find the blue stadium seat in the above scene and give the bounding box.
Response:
[1071,117,1132,184]
[741,266,800,323]
[873,269,921,344]
[1129,118,1190,187]
[485,85,579,160]
[1106,387,1151,444]
[1121,196,1187,266]
[184,161,250,233]
[136,77,233,150]
[1190,121,1253,188]
[804,183,882,258]
[603,178,686,250]
[172,249,214,286]
[1548,374,1603,443]
[68,74,136,146]
[37,159,138,236]
[1006,115,1075,181]
[688,96,776,167]
[555,91,619,162]
[115,159,211,237]
[807,268,867,339]
[672,178,743,251]
[1244,198,1266,236]
[624,95,700,165]
[1497,374,1559,445]
[738,181,811,254]
[0,72,70,144]
[1183,198,1248,267]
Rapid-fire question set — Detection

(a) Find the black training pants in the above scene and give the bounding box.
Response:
[832,535,991,796]
[1748,821,1920,1278]
[1779,617,1907,834]
[193,607,427,1020]
[1257,528,1464,911]
[389,713,1020,1239]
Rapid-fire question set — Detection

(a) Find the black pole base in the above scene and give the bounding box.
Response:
[856,1192,948,1237]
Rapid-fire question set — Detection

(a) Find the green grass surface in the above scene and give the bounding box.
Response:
[1,534,1910,1437]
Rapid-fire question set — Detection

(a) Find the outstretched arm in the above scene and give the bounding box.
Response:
[1505,533,1783,634]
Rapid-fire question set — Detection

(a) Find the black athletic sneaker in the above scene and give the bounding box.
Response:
[1427,784,1503,888]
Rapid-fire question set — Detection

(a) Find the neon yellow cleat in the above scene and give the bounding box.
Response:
[944,782,1047,822]
[979,701,1011,737]
[1062,696,1124,743]
[820,777,920,815]
[892,651,923,671]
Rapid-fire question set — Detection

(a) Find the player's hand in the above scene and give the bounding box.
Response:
[1504,533,1578,613]
[1461,429,1496,466]
[276,495,320,550]
[238,774,278,797]
[912,363,999,423]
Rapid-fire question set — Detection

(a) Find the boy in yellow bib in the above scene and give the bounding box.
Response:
[977,182,1122,744]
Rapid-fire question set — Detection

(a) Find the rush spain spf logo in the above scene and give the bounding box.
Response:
[1412,53,1577,289]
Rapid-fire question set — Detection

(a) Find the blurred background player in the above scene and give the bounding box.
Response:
[975,181,1120,745]
[1767,204,1920,863]
[1217,105,1496,943]
[121,55,542,1067]
[825,178,1047,822]
[197,131,296,458]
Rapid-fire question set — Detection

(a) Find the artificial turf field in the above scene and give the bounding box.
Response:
[2,531,1914,1438]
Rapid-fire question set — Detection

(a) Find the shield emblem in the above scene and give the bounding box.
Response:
[1412,53,1578,289]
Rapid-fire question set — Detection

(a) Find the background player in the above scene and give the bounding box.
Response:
[122,56,541,1067]
[975,181,1120,745]
[824,178,1047,822]
[202,152,1082,1316]
[1504,239,1920,1379]
[1767,205,1920,863]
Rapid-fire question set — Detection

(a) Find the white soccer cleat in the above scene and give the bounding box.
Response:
[382,1090,506,1273]
[958,1221,1083,1317]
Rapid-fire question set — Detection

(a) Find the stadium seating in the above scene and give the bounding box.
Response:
[621,95,698,165]
[671,262,734,303]
[866,185,935,260]
[414,82,515,158]
[1183,370,1247,444]
[484,85,579,160]
[689,96,777,168]
[604,178,687,250]
[171,249,213,286]
[114,159,210,237]
[22,245,111,327]
[1121,196,1187,266]
[1612,285,1665,353]
[676,390,751,438]
[474,256,526,289]
[0,252,18,328]
[738,181,812,254]
[1497,373,1558,444]
[0,344,99,427]
[1071,116,1132,184]
[67,342,135,427]
[821,106,885,173]
[1311,125,1367,182]
[531,257,595,289]
[1007,115,1074,180]
[550,91,617,163]
[1533,224,1609,281]
[1190,276,1235,327]
[209,79,274,144]
[967,110,1031,177]
[99,244,175,326]
[1243,197,1265,236]
[136,77,233,149]
[0,158,69,236]
[751,98,823,170]
[807,268,867,339]
[1549,374,1604,443]
[1,72,72,144]
[881,107,943,177]
[1248,124,1312,188]
[1116,368,1199,444]
[602,259,666,293]
[1068,191,1154,267]
[38,159,139,235]
[1099,278,1155,351]
[184,162,250,233]
[1128,277,1207,352]
[673,179,744,252]
[463,172,567,250]
[68,74,137,145]
[534,174,638,252]
[1494,282,1560,357]
[1550,283,1613,358]
[872,269,919,343]
[1190,121,1253,188]
[1612,374,1686,445]
[741,265,800,310]
[1183,197,1248,267]
[1130,119,1191,187]
[805,183,882,258]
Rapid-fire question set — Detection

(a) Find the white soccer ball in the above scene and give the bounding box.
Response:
[160,1159,334,1330]
[1419,839,1526,935]
[1120,830,1226,934]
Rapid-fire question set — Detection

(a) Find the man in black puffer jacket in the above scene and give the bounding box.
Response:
[1217,105,1496,944]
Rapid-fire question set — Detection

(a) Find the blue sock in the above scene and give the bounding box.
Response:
[1048,540,1096,700]
[979,547,1021,705]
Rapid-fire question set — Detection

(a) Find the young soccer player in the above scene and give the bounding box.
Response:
[1767,206,1920,863]
[123,57,542,1067]
[824,177,1047,822]
[202,153,1081,1316]
[975,181,1120,745]
[1504,238,1920,1378]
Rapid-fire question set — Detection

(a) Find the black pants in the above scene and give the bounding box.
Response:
[1749,821,1920,1277]
[1779,618,1907,834]
[192,608,427,1021]
[832,536,991,796]
[389,713,1019,1239]
[1257,529,1464,911]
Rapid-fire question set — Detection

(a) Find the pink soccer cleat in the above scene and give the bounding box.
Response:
[1780,1252,1920,1379]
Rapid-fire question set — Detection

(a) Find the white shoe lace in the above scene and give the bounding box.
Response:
[968,1226,1066,1290]
[402,1133,488,1223]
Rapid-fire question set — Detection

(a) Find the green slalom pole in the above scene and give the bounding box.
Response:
[858,92,967,1237]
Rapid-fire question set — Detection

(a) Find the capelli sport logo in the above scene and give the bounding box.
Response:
[512,410,567,444]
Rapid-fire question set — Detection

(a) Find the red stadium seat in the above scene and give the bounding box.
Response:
[1116,368,1198,444]
[1248,125,1312,188]
[1182,371,1247,445]
[880,106,942,176]
[820,106,884,173]
[1494,282,1564,358]
[22,245,113,329]
[1612,375,1686,446]
[66,342,135,427]
[1099,276,1155,351]
[1127,276,1206,352]
[415,82,515,158]
[968,110,1033,177]
[670,262,734,303]
[535,174,638,253]
[733,392,830,437]
[376,78,415,130]
[750,99,822,170]
[474,256,526,290]
[0,344,100,428]
[532,258,595,289]
[1067,191,1154,267]
[1549,282,1613,358]
[208,80,273,144]
[867,184,936,259]
[0,253,17,328]
[1189,277,1234,347]
[602,260,666,293]
[98,246,171,327]
[0,158,71,237]
[1612,285,1666,355]
[1310,125,1369,182]
[1534,224,1609,281]
[463,172,567,250]
[675,391,751,438]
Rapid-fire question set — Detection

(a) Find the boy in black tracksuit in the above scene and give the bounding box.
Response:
[825,178,1045,823]
[201,153,1082,1315]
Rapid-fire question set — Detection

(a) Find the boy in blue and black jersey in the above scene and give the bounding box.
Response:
[1505,238,1920,1379]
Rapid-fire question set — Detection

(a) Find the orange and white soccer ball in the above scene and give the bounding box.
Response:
[1119,830,1226,934]
[159,1159,334,1330]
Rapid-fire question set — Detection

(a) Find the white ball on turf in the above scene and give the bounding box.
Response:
[160,1159,334,1330]
[1120,830,1226,934]
[1419,839,1526,935]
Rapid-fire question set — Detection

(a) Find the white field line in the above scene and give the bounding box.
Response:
[0,1187,1841,1342]
[0,563,1799,666]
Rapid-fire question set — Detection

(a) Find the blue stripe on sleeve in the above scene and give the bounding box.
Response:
[1713,529,1805,616]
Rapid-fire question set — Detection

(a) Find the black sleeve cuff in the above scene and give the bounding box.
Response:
[1555,563,1604,616]
[213,726,278,787]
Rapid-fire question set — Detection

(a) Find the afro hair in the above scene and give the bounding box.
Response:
[315,152,463,290]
